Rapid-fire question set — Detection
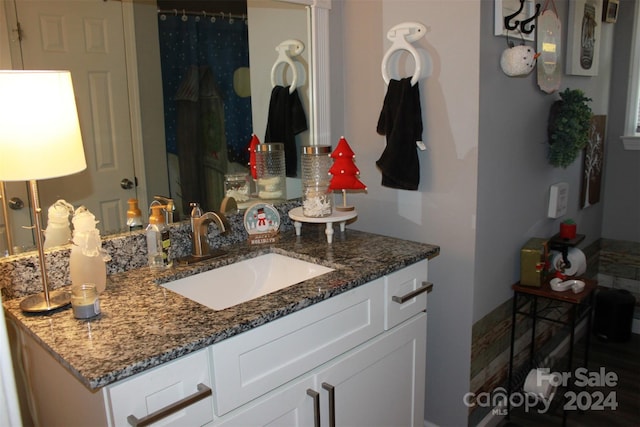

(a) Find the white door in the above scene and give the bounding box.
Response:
[7,0,137,236]
[317,314,427,427]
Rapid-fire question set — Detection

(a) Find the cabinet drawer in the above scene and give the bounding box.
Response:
[210,278,385,416]
[105,349,213,427]
[384,260,429,330]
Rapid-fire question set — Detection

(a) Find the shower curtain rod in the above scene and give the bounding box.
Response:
[157,8,247,21]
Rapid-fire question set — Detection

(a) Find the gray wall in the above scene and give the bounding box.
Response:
[475,1,613,321]
[329,0,636,425]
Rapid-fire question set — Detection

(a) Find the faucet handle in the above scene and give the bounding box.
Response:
[154,195,175,223]
[190,202,203,219]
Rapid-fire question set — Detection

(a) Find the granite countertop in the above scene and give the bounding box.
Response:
[3,227,439,391]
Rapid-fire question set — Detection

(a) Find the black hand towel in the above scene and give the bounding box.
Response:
[376,78,423,190]
[264,85,308,177]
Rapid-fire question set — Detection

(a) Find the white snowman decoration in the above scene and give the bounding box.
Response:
[500,44,540,77]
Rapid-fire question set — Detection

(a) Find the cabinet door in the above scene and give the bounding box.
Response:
[317,313,426,427]
[215,376,317,427]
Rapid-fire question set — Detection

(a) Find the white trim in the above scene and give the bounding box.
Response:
[0,293,22,427]
[621,135,640,150]
[121,0,149,213]
[622,0,640,148]
[281,0,331,146]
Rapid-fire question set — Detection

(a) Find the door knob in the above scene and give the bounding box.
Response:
[9,197,24,210]
[120,178,135,190]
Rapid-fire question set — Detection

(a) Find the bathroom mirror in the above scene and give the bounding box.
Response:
[0,0,331,255]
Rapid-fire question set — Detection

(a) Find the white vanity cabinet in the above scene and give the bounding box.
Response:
[216,313,426,427]
[9,259,430,427]
[212,259,430,426]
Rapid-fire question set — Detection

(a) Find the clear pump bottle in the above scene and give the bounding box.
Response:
[146,204,172,269]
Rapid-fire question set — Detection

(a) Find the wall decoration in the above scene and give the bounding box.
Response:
[547,88,593,168]
[566,0,603,76]
[581,115,606,209]
[494,0,540,42]
[536,1,562,93]
[603,0,619,23]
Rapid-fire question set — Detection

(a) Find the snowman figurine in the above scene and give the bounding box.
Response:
[255,208,269,232]
[500,44,540,77]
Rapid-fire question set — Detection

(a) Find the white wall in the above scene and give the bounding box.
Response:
[248,0,310,143]
[332,1,480,425]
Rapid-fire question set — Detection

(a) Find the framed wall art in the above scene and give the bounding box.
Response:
[566,0,603,76]
[581,115,606,209]
[603,0,619,23]
[494,0,539,42]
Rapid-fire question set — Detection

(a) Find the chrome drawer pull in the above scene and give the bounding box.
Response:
[306,389,320,427]
[322,382,336,427]
[127,383,212,427]
[392,281,433,304]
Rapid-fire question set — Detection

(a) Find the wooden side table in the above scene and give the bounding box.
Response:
[507,278,597,425]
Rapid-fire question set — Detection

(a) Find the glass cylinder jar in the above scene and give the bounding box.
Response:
[255,143,287,200]
[301,145,332,185]
[301,145,333,217]
[224,173,250,202]
[70,283,101,319]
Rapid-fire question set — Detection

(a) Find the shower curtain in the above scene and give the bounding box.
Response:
[158,12,252,212]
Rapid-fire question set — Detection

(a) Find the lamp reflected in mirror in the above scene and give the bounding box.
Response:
[0,70,87,312]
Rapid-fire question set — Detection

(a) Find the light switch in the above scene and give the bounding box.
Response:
[548,182,569,218]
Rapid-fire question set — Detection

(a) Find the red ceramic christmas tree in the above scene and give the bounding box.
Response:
[329,136,366,211]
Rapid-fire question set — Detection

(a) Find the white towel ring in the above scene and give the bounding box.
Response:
[270,39,305,94]
[381,22,427,86]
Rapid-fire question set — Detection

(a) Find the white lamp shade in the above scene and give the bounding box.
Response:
[0,70,87,181]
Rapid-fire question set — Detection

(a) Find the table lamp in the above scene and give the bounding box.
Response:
[0,70,87,313]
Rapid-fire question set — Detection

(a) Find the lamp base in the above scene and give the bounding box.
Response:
[20,289,71,313]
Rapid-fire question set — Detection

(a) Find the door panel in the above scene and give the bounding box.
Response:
[8,0,136,236]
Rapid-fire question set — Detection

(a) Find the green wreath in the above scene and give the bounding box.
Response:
[547,88,593,168]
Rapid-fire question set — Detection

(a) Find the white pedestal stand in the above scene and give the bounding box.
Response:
[288,207,358,244]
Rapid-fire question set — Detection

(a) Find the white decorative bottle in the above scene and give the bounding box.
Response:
[43,199,74,249]
[70,207,109,293]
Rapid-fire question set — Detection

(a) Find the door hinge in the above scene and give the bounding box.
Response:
[11,22,23,42]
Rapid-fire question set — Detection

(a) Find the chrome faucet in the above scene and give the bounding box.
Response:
[190,203,227,258]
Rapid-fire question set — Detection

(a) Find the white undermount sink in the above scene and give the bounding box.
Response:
[161,253,334,310]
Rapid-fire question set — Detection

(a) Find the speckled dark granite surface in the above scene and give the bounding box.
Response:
[2,205,439,392]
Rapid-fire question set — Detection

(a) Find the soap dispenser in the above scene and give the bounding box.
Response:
[43,199,74,249]
[146,204,172,269]
[70,207,110,293]
[126,198,144,231]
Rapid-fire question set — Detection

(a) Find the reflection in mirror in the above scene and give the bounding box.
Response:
[157,0,310,215]
[0,0,329,255]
